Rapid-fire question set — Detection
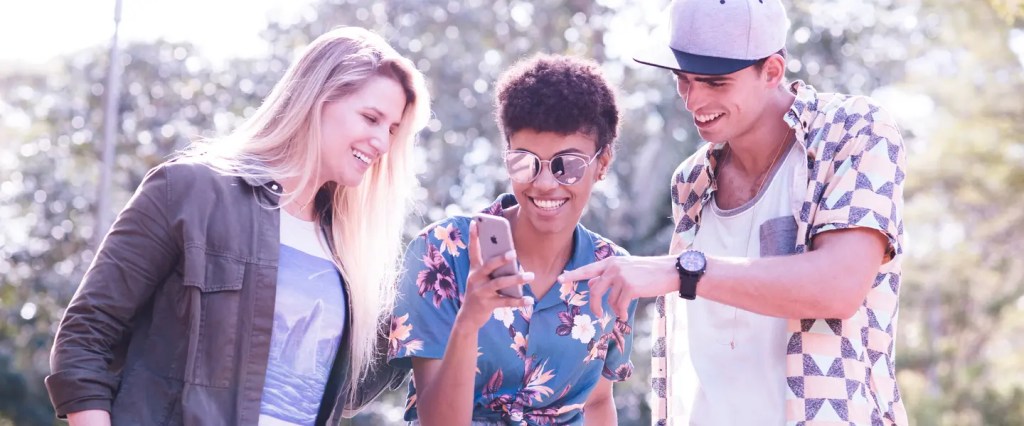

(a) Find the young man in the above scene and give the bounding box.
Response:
[559,0,910,424]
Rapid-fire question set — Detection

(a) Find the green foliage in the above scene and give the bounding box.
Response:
[989,0,1024,24]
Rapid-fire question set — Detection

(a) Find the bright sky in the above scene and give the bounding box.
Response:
[0,0,312,65]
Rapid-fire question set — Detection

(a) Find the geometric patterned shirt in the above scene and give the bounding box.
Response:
[652,81,910,426]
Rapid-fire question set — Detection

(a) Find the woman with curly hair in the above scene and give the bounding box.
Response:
[388,54,636,425]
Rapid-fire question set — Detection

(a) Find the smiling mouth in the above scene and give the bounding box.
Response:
[531,197,568,211]
[694,112,724,125]
[352,149,372,165]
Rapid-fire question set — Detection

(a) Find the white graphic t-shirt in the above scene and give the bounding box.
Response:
[258,211,346,426]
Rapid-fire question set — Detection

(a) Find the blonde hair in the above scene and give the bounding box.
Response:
[183,27,430,394]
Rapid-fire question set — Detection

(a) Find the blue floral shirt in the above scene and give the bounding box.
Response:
[388,194,637,425]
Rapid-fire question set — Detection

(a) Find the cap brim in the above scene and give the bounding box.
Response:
[633,45,758,76]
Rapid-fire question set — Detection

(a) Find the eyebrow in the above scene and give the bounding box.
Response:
[673,71,731,84]
[694,76,730,84]
[513,147,588,157]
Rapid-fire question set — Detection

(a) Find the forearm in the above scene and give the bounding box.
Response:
[572,229,883,321]
[699,249,871,319]
[67,409,111,426]
[414,317,481,425]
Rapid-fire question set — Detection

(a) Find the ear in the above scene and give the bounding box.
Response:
[762,54,786,88]
[595,148,614,180]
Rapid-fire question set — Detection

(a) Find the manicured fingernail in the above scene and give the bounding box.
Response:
[524,296,535,305]
[522,272,535,281]
[505,250,516,260]
[556,275,565,282]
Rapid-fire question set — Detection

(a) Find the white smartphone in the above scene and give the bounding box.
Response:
[472,213,524,298]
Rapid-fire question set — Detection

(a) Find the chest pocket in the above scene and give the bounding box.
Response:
[182,244,247,388]
[759,216,798,257]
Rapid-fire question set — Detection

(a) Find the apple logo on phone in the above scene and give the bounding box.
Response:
[490,235,498,244]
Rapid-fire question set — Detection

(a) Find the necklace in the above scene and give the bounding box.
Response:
[719,127,793,350]
[721,127,793,204]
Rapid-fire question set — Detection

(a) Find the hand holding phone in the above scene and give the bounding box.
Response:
[472,213,524,298]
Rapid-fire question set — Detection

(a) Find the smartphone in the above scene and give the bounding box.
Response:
[472,213,524,298]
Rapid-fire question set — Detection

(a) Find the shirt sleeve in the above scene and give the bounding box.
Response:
[811,102,906,260]
[387,231,464,369]
[46,163,180,417]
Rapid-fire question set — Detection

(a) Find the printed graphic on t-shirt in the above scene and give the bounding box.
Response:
[259,244,345,426]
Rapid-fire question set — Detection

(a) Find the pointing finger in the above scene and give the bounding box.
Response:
[611,283,631,321]
[558,259,607,283]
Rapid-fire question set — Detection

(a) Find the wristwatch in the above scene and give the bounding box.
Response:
[675,249,706,300]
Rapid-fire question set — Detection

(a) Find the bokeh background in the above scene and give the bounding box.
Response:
[2,0,1023,424]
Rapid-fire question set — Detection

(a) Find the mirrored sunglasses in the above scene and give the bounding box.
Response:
[503,148,603,186]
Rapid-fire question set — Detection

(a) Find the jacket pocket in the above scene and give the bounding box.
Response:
[182,246,246,388]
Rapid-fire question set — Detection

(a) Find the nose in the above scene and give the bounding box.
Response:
[531,161,560,191]
[678,80,703,114]
[369,128,391,156]
[684,86,700,114]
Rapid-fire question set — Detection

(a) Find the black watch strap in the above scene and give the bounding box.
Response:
[675,250,704,300]
[677,269,698,300]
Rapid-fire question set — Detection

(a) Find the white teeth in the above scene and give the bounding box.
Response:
[533,198,567,210]
[695,113,723,123]
[352,149,371,165]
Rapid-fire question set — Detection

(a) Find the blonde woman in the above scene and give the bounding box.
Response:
[46,27,431,426]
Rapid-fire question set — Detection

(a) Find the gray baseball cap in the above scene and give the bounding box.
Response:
[633,0,790,76]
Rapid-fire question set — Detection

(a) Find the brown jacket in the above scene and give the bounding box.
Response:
[46,158,406,425]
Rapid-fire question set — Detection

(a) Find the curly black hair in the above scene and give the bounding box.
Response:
[494,54,621,153]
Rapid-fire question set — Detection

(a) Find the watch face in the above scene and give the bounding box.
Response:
[679,250,706,272]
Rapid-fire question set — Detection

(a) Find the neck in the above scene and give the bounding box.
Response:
[277,175,321,222]
[724,88,797,175]
[504,206,575,276]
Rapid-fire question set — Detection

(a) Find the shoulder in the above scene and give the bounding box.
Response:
[792,82,901,140]
[813,91,901,138]
[143,157,261,217]
[671,145,711,185]
[149,156,235,188]
[414,215,473,240]
[669,144,714,207]
[579,225,629,259]
[796,89,905,169]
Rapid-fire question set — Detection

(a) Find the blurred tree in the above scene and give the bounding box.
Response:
[0,41,265,424]
[894,0,1024,424]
